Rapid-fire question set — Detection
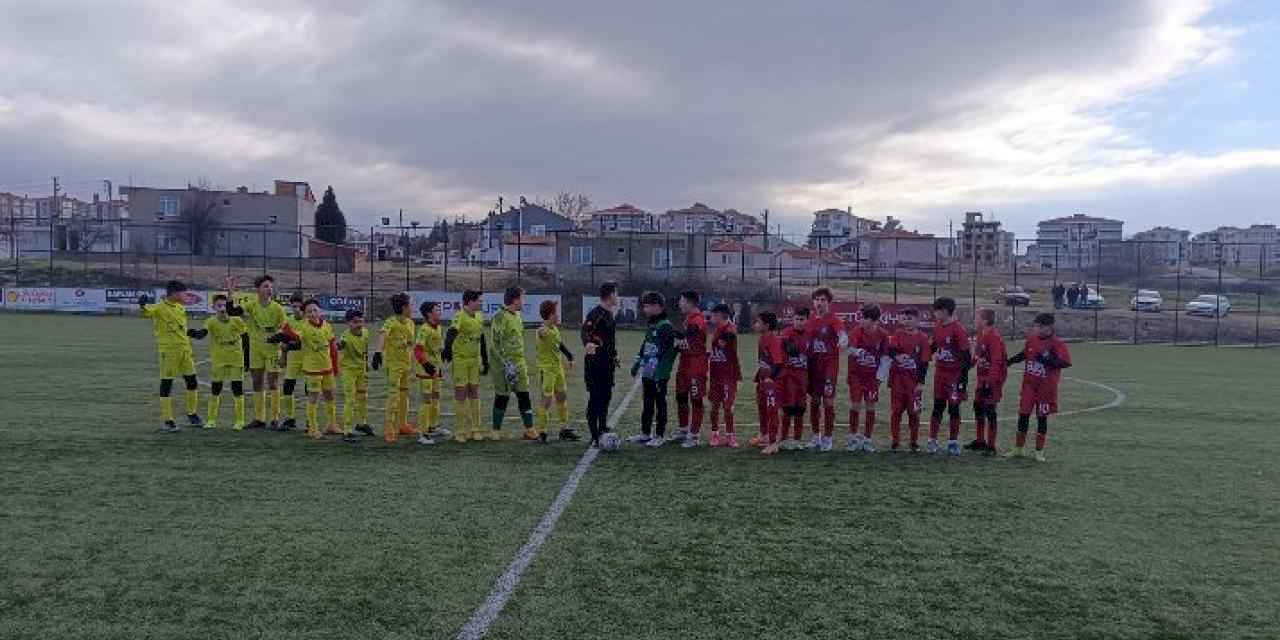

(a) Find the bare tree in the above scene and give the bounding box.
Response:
[180,182,221,256]
[67,220,113,252]
[534,191,593,223]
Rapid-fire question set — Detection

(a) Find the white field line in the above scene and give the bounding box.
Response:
[453,377,642,640]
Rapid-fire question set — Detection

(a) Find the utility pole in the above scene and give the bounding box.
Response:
[50,176,60,275]
[762,209,770,251]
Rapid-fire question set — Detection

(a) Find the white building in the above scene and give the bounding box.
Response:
[1035,213,1124,269]
[1130,226,1191,265]
[1190,224,1278,266]
[587,203,656,234]
[807,207,879,249]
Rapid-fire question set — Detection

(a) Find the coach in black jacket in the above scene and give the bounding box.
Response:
[581,282,620,446]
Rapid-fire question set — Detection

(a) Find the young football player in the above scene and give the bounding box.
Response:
[581,282,620,447]
[847,303,890,452]
[705,303,742,448]
[754,311,787,456]
[337,309,371,442]
[929,297,971,456]
[203,294,249,430]
[534,299,579,444]
[779,307,811,450]
[371,292,416,444]
[225,275,286,429]
[284,299,338,440]
[805,287,847,451]
[971,308,1008,454]
[675,290,709,447]
[277,292,307,431]
[414,301,446,445]
[887,308,930,451]
[139,280,206,432]
[629,291,677,447]
[443,290,489,443]
[490,286,533,440]
[1005,313,1072,462]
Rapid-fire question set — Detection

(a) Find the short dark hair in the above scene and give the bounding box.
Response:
[599,281,618,299]
[680,290,699,305]
[390,292,411,314]
[253,274,274,288]
[933,297,956,314]
[1034,312,1056,327]
[540,299,558,320]
[640,291,665,307]
[794,307,811,318]
[710,303,731,316]
[303,298,322,310]
[212,294,228,305]
[504,286,525,306]
[861,303,881,321]
[757,311,779,331]
[289,292,305,304]
[345,309,364,321]
[811,287,833,302]
[978,308,996,325]
[462,289,483,304]
[419,301,438,318]
[165,280,187,295]
[901,307,919,319]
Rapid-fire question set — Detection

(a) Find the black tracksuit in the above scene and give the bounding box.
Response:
[581,304,618,443]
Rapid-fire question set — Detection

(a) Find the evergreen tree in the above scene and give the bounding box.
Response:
[314,186,348,244]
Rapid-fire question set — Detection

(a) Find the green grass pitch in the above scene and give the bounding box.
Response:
[1,313,1277,639]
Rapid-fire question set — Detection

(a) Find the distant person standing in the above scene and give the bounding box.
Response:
[1052,282,1066,309]
[1066,284,1080,309]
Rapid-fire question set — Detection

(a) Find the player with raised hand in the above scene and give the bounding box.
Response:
[224,275,286,430]
[203,293,249,431]
[753,311,786,455]
[489,286,534,441]
[337,309,372,442]
[779,307,811,450]
[1005,313,1072,462]
[371,292,416,444]
[139,280,206,433]
[971,308,1009,454]
[443,289,489,443]
[887,308,931,452]
[413,301,447,445]
[534,299,579,444]
[675,290,709,448]
[706,303,741,448]
[282,299,339,440]
[846,303,890,452]
[928,297,971,456]
[805,288,846,452]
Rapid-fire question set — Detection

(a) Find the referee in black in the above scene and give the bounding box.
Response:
[581,282,620,446]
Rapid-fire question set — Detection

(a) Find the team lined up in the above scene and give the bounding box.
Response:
[138,279,1072,460]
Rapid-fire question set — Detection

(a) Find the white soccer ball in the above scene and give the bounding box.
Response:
[600,432,621,452]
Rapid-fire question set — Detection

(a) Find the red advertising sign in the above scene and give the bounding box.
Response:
[777,299,937,329]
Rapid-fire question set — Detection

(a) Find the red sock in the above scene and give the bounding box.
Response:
[709,403,720,432]
[691,398,704,433]
[948,413,961,442]
[909,414,921,446]
[848,409,858,435]
[724,409,735,434]
[890,410,902,446]
[863,411,876,438]
[986,416,998,449]
[677,399,689,433]
[1015,430,1027,448]
[928,414,941,440]
[809,399,821,434]
[1035,431,1047,450]
[974,415,986,443]
[823,404,835,437]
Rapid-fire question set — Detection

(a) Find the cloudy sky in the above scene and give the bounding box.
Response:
[1,0,1277,239]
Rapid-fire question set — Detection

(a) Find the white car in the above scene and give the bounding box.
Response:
[1079,287,1106,310]
[1186,294,1230,317]
[1130,289,1163,312]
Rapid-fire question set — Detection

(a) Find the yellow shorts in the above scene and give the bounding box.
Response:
[249,342,281,373]
[452,359,481,387]
[285,352,303,379]
[540,367,567,397]
[339,367,367,388]
[386,366,412,388]
[211,364,244,384]
[418,375,442,396]
[305,372,336,393]
[158,348,196,379]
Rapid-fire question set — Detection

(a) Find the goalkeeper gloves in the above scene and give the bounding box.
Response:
[481,360,490,376]
[371,352,383,370]
[504,362,518,385]
[186,328,208,340]
[137,293,150,308]
[422,361,437,376]
[265,332,287,345]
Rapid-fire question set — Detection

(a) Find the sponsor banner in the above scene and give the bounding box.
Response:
[105,288,153,309]
[408,291,560,324]
[55,288,107,313]
[316,295,365,320]
[5,287,55,309]
[582,295,640,325]
[150,288,212,313]
[778,299,937,328]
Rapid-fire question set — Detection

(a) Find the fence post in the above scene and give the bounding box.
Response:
[970,243,978,330]
[297,228,303,290]
[1174,242,1182,345]
[188,219,195,284]
[1132,242,1140,345]
[404,225,410,292]
[12,213,19,286]
[443,233,449,291]
[261,227,267,275]
[368,225,375,307]
[740,239,746,283]
[1256,243,1264,348]
[1214,241,1223,347]
[1093,241,1101,342]
[892,237,899,304]
[1011,240,1019,332]
[627,231,633,281]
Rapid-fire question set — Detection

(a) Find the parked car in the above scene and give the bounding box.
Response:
[1130,289,1163,312]
[992,285,1031,306]
[1186,294,1231,317]
[1079,287,1106,309]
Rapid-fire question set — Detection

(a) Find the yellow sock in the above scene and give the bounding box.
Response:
[306,400,318,433]
[185,388,199,417]
[343,389,355,431]
[208,394,221,425]
[285,393,296,419]
[557,399,569,426]
[234,395,246,425]
[471,396,483,434]
[160,396,174,422]
[452,394,467,435]
[270,389,281,422]
[385,385,400,435]
[358,387,369,425]
[326,401,337,430]
[536,402,548,435]
[429,396,441,429]
[254,393,265,422]
[418,401,430,431]
[397,389,410,428]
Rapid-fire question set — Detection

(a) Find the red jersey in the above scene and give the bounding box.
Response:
[931,320,969,372]
[781,326,809,373]
[680,310,709,360]
[847,324,889,382]
[1018,334,1071,388]
[804,312,844,367]
[974,327,1009,388]
[709,322,741,382]
[755,331,785,383]
[888,329,931,395]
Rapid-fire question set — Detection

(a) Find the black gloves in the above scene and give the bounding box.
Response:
[1007,352,1026,366]
[481,360,490,376]
[137,294,150,308]
[371,352,383,370]
[422,361,437,376]
[978,385,992,401]
[265,332,287,345]
[630,361,640,377]
[186,328,208,340]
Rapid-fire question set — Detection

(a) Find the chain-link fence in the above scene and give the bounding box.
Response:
[4,218,1277,346]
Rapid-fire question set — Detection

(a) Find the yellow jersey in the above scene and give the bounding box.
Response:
[204,316,248,369]
[535,323,565,372]
[381,316,416,369]
[449,310,485,361]
[295,319,336,374]
[239,295,287,345]
[338,328,369,372]
[416,321,444,369]
[141,299,191,351]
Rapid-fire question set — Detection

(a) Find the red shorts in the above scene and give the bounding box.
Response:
[933,368,967,403]
[974,379,1003,407]
[890,387,924,416]
[1019,379,1059,417]
[848,375,880,404]
[807,361,838,399]
[676,369,707,400]
[708,378,738,404]
[779,372,808,407]
[755,380,779,411]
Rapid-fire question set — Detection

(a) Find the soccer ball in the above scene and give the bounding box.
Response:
[600,432,621,452]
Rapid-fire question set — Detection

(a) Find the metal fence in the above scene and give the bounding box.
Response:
[4,219,1278,346]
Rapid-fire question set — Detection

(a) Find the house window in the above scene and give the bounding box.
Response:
[159,196,179,218]
[156,231,180,253]
[570,246,593,265]
[721,254,732,265]
[529,224,546,237]
[653,248,672,268]
[605,218,617,231]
